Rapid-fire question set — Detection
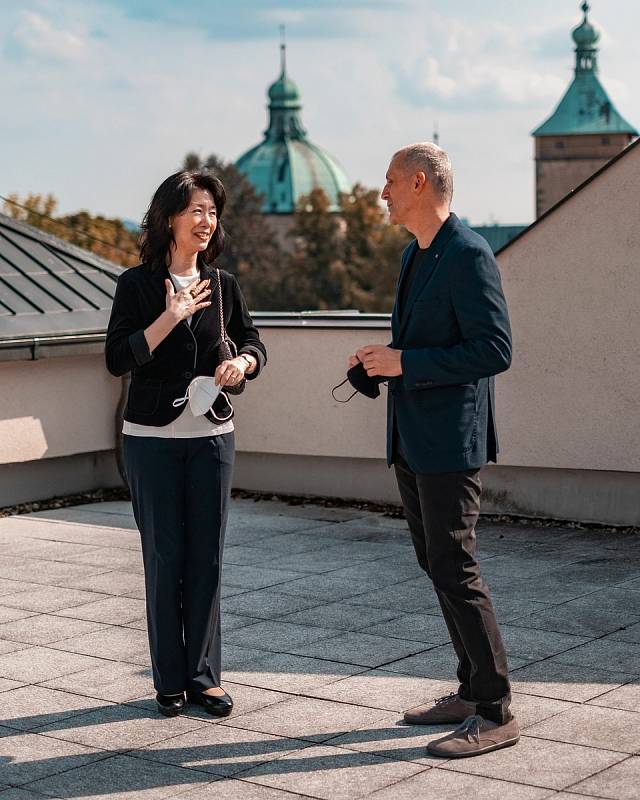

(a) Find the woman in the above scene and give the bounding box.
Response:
[105,170,266,717]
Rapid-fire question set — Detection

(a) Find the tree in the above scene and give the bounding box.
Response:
[282,188,346,310]
[2,193,139,267]
[283,185,411,312]
[338,184,410,312]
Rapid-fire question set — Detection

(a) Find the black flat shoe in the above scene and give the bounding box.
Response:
[156,692,185,717]
[187,689,233,717]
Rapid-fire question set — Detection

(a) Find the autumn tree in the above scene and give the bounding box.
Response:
[338,184,411,312]
[2,193,139,267]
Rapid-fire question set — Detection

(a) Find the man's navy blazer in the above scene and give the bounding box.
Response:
[387,213,512,474]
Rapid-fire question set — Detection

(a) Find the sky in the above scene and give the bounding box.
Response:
[1,0,637,226]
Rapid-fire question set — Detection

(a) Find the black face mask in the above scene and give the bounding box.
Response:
[332,362,388,403]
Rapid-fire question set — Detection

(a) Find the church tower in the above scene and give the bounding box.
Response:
[532,2,637,217]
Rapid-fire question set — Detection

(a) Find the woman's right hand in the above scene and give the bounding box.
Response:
[165,278,211,323]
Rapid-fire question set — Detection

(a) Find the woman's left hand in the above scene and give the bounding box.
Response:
[215,357,246,387]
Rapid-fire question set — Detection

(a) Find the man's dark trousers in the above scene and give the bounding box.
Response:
[387,214,514,723]
[394,450,511,722]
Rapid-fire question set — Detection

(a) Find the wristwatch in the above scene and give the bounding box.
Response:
[239,353,253,369]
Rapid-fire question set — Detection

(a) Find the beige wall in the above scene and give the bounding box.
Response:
[233,327,388,460]
[0,354,120,466]
[498,142,640,473]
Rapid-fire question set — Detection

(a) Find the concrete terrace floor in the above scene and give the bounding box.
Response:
[0,499,638,799]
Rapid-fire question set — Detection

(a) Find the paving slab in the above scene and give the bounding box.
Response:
[224,650,365,693]
[132,723,308,778]
[310,669,457,713]
[510,660,632,703]
[0,580,43,600]
[281,602,400,633]
[53,596,146,625]
[289,632,430,669]
[0,730,106,786]
[440,736,626,790]
[35,702,206,750]
[60,570,145,598]
[569,755,640,800]
[360,611,451,644]
[0,686,108,731]
[223,590,324,620]
[549,638,640,675]
[225,620,342,654]
[0,614,108,647]
[587,680,640,712]
[525,704,640,753]
[0,608,36,626]
[496,624,592,661]
[53,625,150,666]
[225,695,389,743]
[39,661,154,703]
[181,779,313,799]
[367,768,552,799]
[25,752,215,798]
[239,743,425,800]
[0,788,56,800]
[65,546,145,573]
[330,712,451,765]
[0,646,106,683]
[0,587,107,614]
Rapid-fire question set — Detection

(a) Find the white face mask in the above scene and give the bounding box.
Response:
[172,376,221,417]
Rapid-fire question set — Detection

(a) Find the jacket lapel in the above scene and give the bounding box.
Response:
[392,240,418,338]
[396,214,459,341]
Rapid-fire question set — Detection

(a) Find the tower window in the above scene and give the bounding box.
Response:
[555,141,565,149]
[601,136,610,144]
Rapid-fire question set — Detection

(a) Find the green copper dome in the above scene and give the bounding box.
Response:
[236,44,351,214]
[533,2,637,137]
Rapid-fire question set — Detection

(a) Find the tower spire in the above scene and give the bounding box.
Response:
[572,0,599,74]
[280,24,286,77]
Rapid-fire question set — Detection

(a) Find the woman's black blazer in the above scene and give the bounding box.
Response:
[105,262,267,426]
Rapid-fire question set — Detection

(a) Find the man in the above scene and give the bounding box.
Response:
[349,142,517,758]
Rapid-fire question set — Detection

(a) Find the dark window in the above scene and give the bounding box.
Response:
[601,136,610,145]
[555,141,565,149]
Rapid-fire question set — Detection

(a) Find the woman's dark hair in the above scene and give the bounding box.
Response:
[140,170,226,270]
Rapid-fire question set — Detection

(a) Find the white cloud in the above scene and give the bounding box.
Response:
[6,11,89,64]
[396,14,567,110]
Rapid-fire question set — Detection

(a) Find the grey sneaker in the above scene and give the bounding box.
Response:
[427,714,520,758]
[403,692,476,725]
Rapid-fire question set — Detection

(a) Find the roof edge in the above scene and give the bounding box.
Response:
[496,135,640,257]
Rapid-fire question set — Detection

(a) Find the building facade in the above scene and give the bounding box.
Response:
[532,2,637,217]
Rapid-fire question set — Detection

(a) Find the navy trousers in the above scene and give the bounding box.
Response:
[123,432,234,695]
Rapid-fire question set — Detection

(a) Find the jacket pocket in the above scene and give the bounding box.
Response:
[127,378,162,416]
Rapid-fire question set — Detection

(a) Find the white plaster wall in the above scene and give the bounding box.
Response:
[0,354,120,465]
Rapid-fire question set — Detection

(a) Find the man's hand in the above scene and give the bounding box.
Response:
[353,344,403,377]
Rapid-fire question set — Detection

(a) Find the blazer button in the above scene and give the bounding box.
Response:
[185,343,194,351]
[184,371,193,379]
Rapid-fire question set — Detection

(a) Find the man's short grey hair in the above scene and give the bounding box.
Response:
[394,142,453,205]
